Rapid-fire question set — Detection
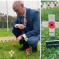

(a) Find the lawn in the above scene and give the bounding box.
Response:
[0,29,14,37]
[41,3,59,59]
[0,41,40,59]
[0,29,40,59]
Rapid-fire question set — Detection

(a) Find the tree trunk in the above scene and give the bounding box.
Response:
[10,21,11,28]
[2,17,4,29]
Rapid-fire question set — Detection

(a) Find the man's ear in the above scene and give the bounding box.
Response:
[21,3,24,8]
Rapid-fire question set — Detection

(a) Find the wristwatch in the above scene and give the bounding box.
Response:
[21,35,24,41]
[21,35,24,38]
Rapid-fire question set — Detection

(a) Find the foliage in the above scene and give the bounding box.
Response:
[0,22,14,28]
[41,6,59,59]
[0,15,16,28]
[0,15,16,22]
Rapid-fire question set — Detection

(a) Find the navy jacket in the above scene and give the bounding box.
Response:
[13,8,40,39]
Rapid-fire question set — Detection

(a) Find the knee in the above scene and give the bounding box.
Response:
[27,39,33,45]
[27,37,36,45]
[27,36,39,45]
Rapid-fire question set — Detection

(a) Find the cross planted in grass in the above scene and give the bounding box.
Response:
[42,14,59,36]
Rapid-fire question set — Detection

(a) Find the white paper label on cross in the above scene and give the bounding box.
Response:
[42,14,59,36]
[9,50,14,57]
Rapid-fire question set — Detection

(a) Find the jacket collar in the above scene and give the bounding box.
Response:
[26,8,29,20]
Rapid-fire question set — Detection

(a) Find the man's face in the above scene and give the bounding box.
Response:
[13,5,24,16]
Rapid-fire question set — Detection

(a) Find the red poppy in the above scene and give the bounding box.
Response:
[48,21,55,29]
[11,52,13,54]
[26,19,27,22]
[13,43,15,45]
[54,4,57,7]
[5,40,7,42]
[9,50,14,56]
[47,4,50,7]
[41,5,43,8]
[9,39,10,41]
[1,40,2,42]
[16,39,17,41]
[26,48,30,53]
[12,39,14,41]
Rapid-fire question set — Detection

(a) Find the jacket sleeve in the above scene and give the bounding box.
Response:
[25,11,40,38]
[13,15,18,27]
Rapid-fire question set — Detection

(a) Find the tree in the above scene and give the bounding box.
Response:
[8,15,16,28]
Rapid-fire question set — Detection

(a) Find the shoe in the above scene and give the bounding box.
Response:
[18,42,29,51]
[32,46,37,52]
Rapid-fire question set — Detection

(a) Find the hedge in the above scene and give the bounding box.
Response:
[0,22,14,28]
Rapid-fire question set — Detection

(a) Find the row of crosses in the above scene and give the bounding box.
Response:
[41,2,59,9]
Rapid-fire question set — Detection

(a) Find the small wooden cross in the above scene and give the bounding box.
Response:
[42,14,59,36]
[9,50,14,57]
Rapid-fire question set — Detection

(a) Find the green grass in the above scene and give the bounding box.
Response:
[0,29,40,59]
[41,5,59,59]
[0,29,14,37]
[41,7,59,23]
[0,41,40,59]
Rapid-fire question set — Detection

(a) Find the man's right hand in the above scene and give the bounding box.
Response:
[17,24,26,29]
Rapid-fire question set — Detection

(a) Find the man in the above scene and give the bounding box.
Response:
[12,0,40,52]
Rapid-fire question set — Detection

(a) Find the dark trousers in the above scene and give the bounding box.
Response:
[12,28,39,47]
[12,28,26,44]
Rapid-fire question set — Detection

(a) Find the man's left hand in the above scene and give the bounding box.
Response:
[17,35,22,42]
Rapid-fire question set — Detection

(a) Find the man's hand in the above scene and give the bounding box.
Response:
[17,35,22,42]
[17,24,26,29]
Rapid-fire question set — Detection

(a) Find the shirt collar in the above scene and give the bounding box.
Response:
[23,9,26,17]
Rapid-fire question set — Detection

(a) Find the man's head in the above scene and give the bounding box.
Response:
[12,0,25,16]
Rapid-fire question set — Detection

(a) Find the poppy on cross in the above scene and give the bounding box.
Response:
[26,48,30,55]
[42,14,59,36]
[9,50,14,57]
